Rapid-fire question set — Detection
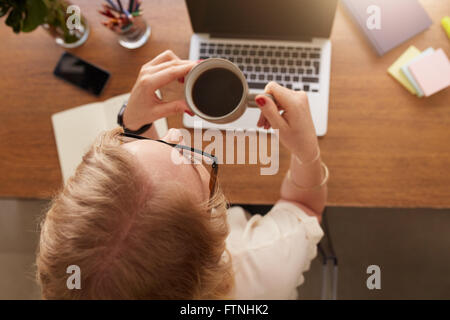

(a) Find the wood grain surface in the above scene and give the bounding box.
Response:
[0,0,449,208]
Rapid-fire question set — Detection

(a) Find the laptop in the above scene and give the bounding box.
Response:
[183,0,338,136]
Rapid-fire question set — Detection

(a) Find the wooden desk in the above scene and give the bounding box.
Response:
[0,0,449,208]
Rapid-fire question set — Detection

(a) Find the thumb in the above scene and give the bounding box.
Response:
[148,99,191,120]
[255,95,287,130]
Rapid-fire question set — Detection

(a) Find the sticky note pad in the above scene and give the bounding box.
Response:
[408,48,450,97]
[442,16,450,39]
[401,48,434,97]
[388,46,421,94]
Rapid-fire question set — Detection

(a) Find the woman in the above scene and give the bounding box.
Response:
[36,50,327,299]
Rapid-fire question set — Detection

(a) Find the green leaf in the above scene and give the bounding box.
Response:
[5,7,22,33]
[22,0,47,32]
[16,0,29,12]
[0,4,11,18]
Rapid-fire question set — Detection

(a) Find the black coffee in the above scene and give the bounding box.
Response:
[192,68,244,117]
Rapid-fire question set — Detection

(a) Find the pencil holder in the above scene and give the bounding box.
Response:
[99,0,150,49]
[116,16,151,49]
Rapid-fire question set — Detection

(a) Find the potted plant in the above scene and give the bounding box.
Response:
[0,0,89,48]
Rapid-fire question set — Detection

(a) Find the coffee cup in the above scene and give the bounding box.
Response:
[184,58,273,124]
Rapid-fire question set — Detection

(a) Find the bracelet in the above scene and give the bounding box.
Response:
[117,103,153,135]
[286,161,329,191]
[293,146,321,166]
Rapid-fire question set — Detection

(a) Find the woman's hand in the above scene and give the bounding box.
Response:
[257,82,326,216]
[255,82,318,162]
[124,50,195,130]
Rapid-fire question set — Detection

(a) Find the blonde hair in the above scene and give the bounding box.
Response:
[36,128,234,299]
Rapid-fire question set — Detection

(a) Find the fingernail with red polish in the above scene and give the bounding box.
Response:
[256,97,266,107]
[177,77,185,83]
[185,110,194,116]
[196,59,204,63]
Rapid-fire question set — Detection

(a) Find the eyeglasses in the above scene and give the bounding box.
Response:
[119,132,219,198]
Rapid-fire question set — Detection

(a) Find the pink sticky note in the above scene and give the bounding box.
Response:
[408,48,450,97]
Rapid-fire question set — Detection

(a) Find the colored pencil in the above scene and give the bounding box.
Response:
[129,0,135,13]
[101,0,143,31]
[116,0,124,13]
[105,0,119,12]
[123,9,133,20]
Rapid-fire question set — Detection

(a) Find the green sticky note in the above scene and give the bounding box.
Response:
[388,46,421,95]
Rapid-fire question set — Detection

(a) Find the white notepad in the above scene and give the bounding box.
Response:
[52,93,168,183]
[401,47,434,97]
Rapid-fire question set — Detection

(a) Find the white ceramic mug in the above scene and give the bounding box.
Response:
[184,58,273,124]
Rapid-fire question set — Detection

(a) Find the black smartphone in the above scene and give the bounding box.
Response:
[53,52,110,96]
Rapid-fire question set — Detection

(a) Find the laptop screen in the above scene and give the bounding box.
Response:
[185,0,338,40]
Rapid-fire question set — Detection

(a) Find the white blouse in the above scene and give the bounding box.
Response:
[226,201,324,299]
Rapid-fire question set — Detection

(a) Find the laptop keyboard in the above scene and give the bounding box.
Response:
[198,42,321,93]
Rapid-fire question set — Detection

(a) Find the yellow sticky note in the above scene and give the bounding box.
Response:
[388,46,421,95]
[442,16,450,39]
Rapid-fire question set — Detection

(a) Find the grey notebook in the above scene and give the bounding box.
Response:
[342,0,432,56]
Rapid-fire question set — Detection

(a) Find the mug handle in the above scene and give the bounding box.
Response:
[247,93,276,108]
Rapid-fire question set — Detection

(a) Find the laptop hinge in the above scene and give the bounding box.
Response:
[210,33,313,43]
